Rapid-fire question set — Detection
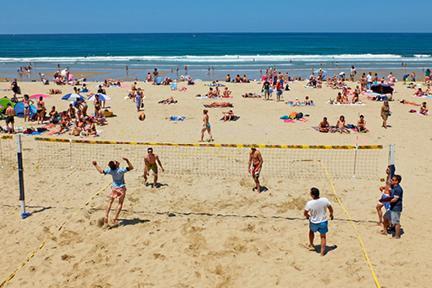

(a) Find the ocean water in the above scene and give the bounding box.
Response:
[0,33,431,80]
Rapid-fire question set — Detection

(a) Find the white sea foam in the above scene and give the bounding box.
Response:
[1,54,431,63]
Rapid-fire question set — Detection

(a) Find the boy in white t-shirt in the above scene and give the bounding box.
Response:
[304,187,334,256]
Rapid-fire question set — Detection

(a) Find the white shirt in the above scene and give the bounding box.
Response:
[305,198,331,224]
[367,74,372,82]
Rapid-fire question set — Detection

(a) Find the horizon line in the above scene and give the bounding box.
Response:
[1,31,432,36]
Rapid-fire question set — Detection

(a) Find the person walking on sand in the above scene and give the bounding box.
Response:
[304,187,334,256]
[200,109,214,142]
[92,158,133,226]
[381,100,391,128]
[248,148,263,192]
[144,147,165,187]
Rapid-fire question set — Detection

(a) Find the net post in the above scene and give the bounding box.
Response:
[388,144,395,165]
[17,134,31,219]
[352,138,359,179]
[69,138,73,168]
[0,136,3,169]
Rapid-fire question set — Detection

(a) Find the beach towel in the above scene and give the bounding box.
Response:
[206,83,225,87]
[328,101,365,106]
[169,115,186,122]
[412,95,432,99]
[287,102,315,107]
[220,116,240,121]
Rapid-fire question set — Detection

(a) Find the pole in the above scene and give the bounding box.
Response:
[69,139,73,168]
[17,134,31,219]
[353,136,359,178]
[388,144,395,166]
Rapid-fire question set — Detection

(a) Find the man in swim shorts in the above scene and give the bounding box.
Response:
[93,157,134,225]
[248,148,263,192]
[144,147,165,187]
[5,103,15,134]
[304,187,334,256]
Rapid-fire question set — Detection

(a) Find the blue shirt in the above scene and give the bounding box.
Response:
[104,167,128,188]
[390,184,403,212]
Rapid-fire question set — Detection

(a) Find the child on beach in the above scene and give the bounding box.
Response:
[93,158,134,226]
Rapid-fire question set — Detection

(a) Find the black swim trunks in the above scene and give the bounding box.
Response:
[5,116,14,124]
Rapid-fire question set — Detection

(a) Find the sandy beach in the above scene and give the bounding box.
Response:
[1,79,432,288]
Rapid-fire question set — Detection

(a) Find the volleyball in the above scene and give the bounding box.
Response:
[138,112,146,121]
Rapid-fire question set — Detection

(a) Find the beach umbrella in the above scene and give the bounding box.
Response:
[371,84,394,95]
[62,93,84,101]
[0,98,14,113]
[14,102,37,118]
[30,93,50,99]
[88,93,111,102]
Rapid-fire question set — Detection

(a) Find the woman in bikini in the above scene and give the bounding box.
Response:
[222,87,232,98]
[36,96,46,124]
[23,94,33,122]
[381,101,391,128]
[335,115,350,134]
[200,109,214,142]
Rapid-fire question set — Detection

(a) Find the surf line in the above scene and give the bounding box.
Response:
[0,183,110,288]
[321,164,381,288]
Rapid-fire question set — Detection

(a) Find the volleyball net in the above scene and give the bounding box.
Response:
[0,136,387,179]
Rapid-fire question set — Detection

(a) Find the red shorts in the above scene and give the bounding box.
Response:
[110,187,126,200]
[252,165,261,178]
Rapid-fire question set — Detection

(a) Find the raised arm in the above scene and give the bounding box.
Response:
[92,161,104,174]
[123,157,134,171]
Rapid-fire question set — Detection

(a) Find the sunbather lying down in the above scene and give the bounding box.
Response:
[221,110,238,121]
[242,93,261,98]
[204,102,233,108]
[399,99,420,106]
[159,97,178,104]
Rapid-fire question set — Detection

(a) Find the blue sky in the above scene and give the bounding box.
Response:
[1,0,431,34]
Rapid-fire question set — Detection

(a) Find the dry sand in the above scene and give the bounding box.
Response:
[0,80,431,288]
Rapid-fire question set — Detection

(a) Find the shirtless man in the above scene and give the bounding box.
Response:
[200,109,214,142]
[5,103,15,133]
[144,147,165,187]
[319,117,330,133]
[248,148,263,192]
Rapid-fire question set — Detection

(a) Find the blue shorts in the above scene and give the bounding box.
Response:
[310,221,328,235]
